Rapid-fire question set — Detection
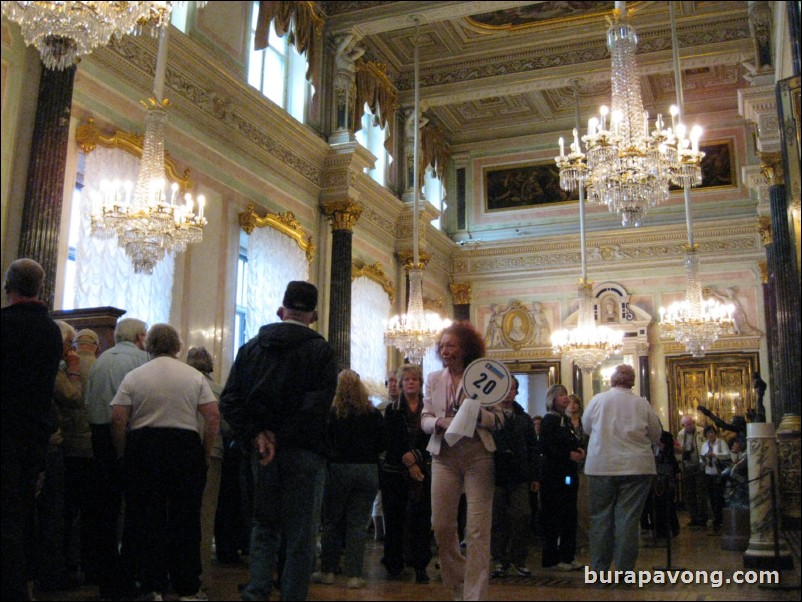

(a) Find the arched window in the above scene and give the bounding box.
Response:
[351,263,394,396]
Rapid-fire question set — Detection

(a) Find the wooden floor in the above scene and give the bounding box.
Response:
[38,509,801,601]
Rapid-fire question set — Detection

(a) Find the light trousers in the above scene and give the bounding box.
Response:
[200,456,222,588]
[431,437,494,601]
[588,474,653,572]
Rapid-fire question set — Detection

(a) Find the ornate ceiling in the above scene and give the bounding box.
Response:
[320,1,754,148]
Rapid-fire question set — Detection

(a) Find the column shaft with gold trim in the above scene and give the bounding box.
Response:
[18,64,76,308]
[323,200,362,371]
[449,282,471,322]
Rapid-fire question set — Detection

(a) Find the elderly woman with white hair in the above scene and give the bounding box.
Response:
[583,364,662,573]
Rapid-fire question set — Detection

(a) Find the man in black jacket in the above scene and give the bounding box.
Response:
[2,259,63,600]
[490,376,539,578]
[222,281,337,601]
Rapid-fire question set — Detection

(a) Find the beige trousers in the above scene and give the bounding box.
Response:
[431,436,494,601]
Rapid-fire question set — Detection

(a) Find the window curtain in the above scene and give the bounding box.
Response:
[421,121,450,183]
[245,224,308,341]
[354,59,398,155]
[76,146,174,326]
[350,276,391,396]
[255,0,322,85]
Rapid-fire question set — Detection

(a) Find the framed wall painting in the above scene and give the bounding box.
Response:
[670,139,737,190]
[484,161,579,212]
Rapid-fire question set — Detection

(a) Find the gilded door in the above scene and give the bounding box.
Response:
[666,353,759,435]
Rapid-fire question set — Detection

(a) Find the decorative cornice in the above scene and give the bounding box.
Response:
[85,31,324,187]
[351,260,395,303]
[322,199,363,231]
[758,216,772,246]
[759,151,784,186]
[661,336,761,355]
[76,117,192,190]
[239,204,316,263]
[449,282,472,305]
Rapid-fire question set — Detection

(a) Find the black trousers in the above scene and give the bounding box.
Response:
[540,474,578,567]
[380,467,432,572]
[121,428,206,596]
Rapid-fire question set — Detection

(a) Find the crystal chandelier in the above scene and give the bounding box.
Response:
[0,2,206,71]
[658,3,733,357]
[90,24,205,274]
[552,84,623,373]
[555,0,704,227]
[384,18,450,364]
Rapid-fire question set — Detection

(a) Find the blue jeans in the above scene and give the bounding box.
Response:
[242,448,324,602]
[588,474,653,571]
[319,463,379,578]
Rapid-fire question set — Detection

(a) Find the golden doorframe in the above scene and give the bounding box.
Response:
[666,352,759,436]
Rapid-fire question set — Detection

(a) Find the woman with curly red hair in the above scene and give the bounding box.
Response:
[422,321,501,600]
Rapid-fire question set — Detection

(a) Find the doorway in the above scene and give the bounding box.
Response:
[505,361,561,418]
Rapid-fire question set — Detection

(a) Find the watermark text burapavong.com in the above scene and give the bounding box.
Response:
[585,567,779,588]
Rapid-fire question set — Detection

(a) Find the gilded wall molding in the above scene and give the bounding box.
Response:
[351,260,395,303]
[759,260,768,284]
[239,204,315,264]
[75,117,192,190]
[759,151,784,185]
[758,216,772,246]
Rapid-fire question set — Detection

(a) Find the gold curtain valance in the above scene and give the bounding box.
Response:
[239,204,316,264]
[352,260,395,303]
[354,59,398,154]
[255,1,323,87]
[75,117,192,191]
[420,121,450,183]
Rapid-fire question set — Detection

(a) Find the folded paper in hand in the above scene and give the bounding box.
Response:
[444,397,480,446]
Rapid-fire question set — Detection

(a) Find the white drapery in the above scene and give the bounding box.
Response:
[76,146,174,326]
[350,276,390,396]
[245,225,309,341]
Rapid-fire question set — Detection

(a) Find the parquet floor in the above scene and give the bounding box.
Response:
[37,510,800,601]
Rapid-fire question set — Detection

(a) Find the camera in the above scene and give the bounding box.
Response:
[682,449,692,462]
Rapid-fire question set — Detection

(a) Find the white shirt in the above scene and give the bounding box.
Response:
[583,385,663,476]
[111,356,216,433]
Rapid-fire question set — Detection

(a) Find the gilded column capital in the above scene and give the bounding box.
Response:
[322,200,363,232]
[758,216,773,246]
[449,282,472,305]
[397,250,430,271]
[759,151,784,185]
[759,260,769,284]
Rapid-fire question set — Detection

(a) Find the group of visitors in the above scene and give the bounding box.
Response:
[4,259,737,602]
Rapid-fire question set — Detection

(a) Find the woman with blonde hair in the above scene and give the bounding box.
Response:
[314,370,386,589]
[380,364,432,583]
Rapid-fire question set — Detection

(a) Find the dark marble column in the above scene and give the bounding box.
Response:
[449,282,471,322]
[322,200,363,372]
[788,1,800,76]
[17,64,76,309]
[572,365,582,398]
[639,354,650,401]
[767,183,801,420]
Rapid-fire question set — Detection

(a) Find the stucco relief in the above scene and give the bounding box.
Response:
[484,300,551,351]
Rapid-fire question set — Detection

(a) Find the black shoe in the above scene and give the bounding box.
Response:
[415,569,430,584]
[381,557,403,579]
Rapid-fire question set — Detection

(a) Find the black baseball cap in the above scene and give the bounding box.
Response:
[282,281,318,312]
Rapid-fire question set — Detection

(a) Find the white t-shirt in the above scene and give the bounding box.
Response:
[111,356,216,433]
[583,386,663,476]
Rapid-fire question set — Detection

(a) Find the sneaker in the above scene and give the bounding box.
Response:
[491,563,508,578]
[514,564,532,577]
[554,562,573,571]
[178,591,208,601]
[346,577,366,589]
[311,571,334,584]
[568,560,583,571]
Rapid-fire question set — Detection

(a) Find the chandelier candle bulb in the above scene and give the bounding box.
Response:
[198,195,205,221]
[559,137,565,157]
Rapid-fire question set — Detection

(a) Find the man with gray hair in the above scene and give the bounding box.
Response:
[84,317,148,599]
[2,258,63,600]
[583,364,662,572]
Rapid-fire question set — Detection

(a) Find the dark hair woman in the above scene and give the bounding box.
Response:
[421,321,501,600]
